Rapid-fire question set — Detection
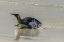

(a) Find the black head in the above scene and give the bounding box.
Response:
[11,13,20,19]
[11,13,19,17]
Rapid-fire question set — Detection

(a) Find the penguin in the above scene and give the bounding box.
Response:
[11,13,42,29]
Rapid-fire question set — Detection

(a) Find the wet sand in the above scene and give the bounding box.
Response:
[0,0,64,42]
[0,29,64,42]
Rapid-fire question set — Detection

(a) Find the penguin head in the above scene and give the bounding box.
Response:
[11,13,20,19]
[11,13,19,17]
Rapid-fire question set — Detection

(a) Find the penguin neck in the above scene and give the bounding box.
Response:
[16,15,21,20]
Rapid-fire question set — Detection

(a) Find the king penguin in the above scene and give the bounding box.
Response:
[11,13,42,29]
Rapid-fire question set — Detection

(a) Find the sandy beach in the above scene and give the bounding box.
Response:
[0,0,64,42]
[0,29,64,42]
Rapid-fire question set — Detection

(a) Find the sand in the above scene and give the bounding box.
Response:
[0,29,64,42]
[0,0,64,42]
